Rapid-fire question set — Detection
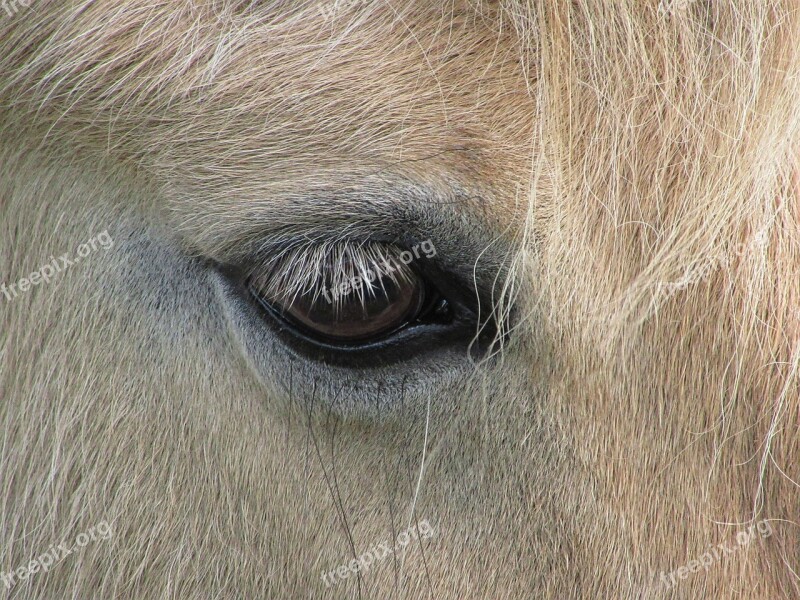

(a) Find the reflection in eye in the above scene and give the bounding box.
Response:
[248,243,432,344]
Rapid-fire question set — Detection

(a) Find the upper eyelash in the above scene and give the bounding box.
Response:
[248,240,416,313]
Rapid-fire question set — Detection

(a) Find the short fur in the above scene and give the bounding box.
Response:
[1,1,799,598]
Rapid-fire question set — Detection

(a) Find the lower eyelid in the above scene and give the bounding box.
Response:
[213,260,497,375]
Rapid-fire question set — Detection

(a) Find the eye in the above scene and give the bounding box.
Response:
[212,236,503,372]
[246,243,450,347]
[256,269,426,343]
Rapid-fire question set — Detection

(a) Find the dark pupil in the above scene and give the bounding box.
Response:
[279,273,425,343]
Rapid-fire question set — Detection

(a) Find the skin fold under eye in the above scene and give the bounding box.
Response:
[246,241,446,346]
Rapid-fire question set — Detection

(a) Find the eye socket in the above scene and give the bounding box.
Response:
[246,244,448,347]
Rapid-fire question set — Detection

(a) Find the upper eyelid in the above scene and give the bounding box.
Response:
[201,191,513,308]
[235,230,509,315]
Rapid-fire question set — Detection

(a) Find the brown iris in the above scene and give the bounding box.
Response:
[282,275,424,343]
[249,253,428,344]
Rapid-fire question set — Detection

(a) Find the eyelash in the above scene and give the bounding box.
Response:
[247,240,417,311]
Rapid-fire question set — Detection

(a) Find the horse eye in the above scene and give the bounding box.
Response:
[248,254,435,345]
